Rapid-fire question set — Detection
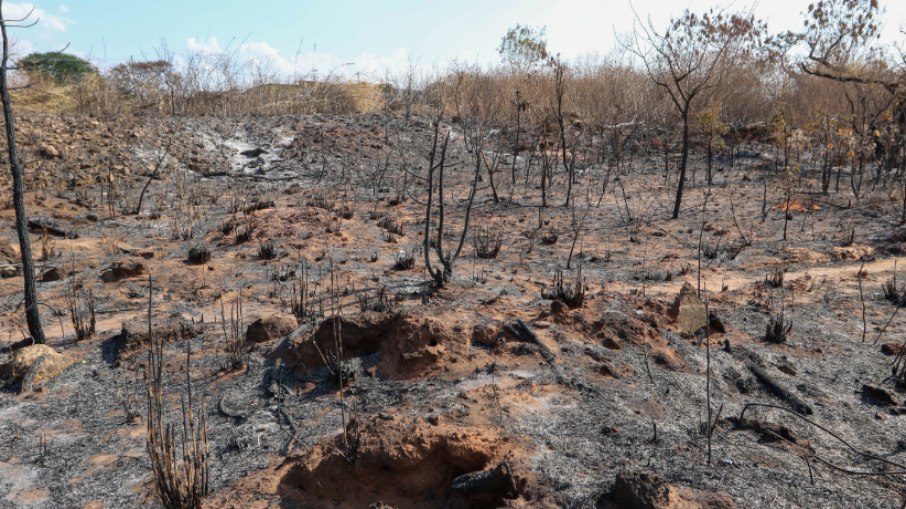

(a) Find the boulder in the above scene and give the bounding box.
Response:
[99,260,145,283]
[187,245,211,265]
[881,343,903,356]
[0,344,69,390]
[245,313,297,344]
[832,245,874,260]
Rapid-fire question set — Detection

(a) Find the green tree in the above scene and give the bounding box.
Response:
[498,24,549,73]
[17,51,96,83]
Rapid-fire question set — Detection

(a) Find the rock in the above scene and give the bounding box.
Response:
[862,384,900,406]
[0,265,18,278]
[37,144,61,159]
[669,283,708,334]
[187,245,211,265]
[0,344,69,390]
[832,245,874,260]
[99,260,145,283]
[612,471,738,509]
[27,217,79,239]
[708,312,726,334]
[451,462,519,500]
[881,343,903,356]
[41,267,63,282]
[245,313,297,344]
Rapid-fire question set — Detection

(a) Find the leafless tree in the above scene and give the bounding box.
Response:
[625,7,764,218]
[422,114,478,287]
[551,56,577,206]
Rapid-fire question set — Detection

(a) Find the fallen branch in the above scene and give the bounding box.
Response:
[748,364,814,415]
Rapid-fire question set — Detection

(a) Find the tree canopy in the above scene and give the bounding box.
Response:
[17,52,97,83]
[497,24,549,73]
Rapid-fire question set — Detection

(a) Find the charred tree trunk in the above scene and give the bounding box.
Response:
[1,6,45,344]
[672,112,690,219]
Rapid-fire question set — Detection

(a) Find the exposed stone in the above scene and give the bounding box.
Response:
[832,245,874,261]
[41,267,63,282]
[0,265,17,278]
[862,384,900,406]
[0,344,69,390]
[187,245,211,265]
[281,311,462,379]
[99,260,145,283]
[881,343,903,356]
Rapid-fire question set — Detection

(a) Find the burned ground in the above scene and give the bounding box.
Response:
[1,112,906,508]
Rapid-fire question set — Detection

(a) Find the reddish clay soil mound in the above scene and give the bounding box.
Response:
[552,294,688,371]
[277,311,469,379]
[278,416,521,509]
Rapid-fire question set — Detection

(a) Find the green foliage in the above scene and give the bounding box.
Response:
[498,24,549,72]
[17,52,97,83]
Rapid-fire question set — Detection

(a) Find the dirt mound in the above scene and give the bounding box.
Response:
[278,416,517,509]
[245,313,296,344]
[279,311,466,379]
[102,313,198,364]
[588,309,660,350]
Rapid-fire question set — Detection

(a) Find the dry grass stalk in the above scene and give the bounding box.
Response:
[146,276,208,509]
[64,279,95,341]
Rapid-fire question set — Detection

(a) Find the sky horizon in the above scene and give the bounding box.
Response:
[3,1,906,81]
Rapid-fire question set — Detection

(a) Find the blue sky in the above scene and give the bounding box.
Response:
[4,1,906,80]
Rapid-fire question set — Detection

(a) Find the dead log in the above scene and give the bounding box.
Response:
[748,364,813,415]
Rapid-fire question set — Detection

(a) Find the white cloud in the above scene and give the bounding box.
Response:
[183,36,412,83]
[58,3,69,13]
[2,2,70,32]
[186,36,223,55]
